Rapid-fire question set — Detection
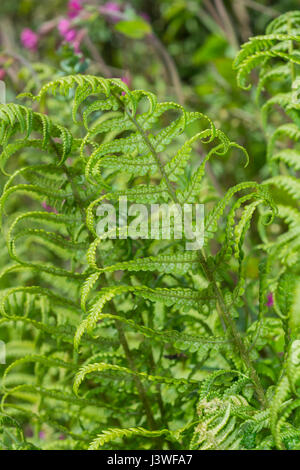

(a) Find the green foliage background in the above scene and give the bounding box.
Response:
[0,1,299,451]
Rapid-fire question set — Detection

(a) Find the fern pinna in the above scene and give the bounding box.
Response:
[0,68,297,450]
[234,11,300,450]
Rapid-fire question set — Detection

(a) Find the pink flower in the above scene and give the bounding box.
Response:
[58,18,81,52]
[73,28,86,54]
[0,68,6,80]
[59,434,66,440]
[65,29,77,42]
[266,292,274,307]
[100,2,121,23]
[121,76,130,87]
[121,76,131,95]
[103,2,121,13]
[73,40,81,54]
[39,431,46,439]
[68,0,83,19]
[42,201,58,214]
[58,19,71,36]
[21,29,39,51]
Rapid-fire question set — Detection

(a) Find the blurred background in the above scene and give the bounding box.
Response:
[1,0,300,190]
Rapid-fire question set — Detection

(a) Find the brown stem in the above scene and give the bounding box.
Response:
[203,0,225,31]
[82,34,112,79]
[241,0,278,18]
[147,34,184,105]
[214,0,239,50]
[98,6,184,104]
[232,0,252,42]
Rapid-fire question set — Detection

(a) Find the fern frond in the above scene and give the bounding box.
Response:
[88,427,174,450]
[73,362,199,396]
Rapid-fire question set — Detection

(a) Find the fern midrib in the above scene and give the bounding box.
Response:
[198,251,267,408]
[114,92,179,204]
[116,95,267,409]
[51,137,163,436]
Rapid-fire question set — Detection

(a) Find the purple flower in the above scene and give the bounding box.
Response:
[59,433,66,440]
[21,29,39,51]
[42,201,58,214]
[0,68,6,80]
[266,292,274,307]
[39,431,46,439]
[68,0,83,19]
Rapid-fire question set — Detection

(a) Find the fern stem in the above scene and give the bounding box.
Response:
[96,270,160,433]
[117,110,267,408]
[116,104,267,408]
[147,322,169,429]
[113,318,157,431]
[49,137,160,433]
[129,113,179,202]
[113,93,179,204]
[198,250,267,408]
[288,18,295,83]
[100,275,159,433]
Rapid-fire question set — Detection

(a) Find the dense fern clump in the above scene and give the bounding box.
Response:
[233,10,300,450]
[0,17,299,448]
